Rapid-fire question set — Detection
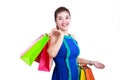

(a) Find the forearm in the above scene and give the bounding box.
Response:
[77,57,94,66]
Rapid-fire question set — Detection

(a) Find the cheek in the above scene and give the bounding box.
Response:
[67,19,71,23]
[56,20,62,25]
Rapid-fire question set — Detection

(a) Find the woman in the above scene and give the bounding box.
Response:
[47,6,105,80]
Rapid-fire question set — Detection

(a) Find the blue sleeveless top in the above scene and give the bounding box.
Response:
[52,35,80,80]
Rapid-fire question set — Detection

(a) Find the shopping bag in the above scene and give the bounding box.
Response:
[20,33,49,66]
[80,68,86,80]
[84,66,95,80]
[79,65,95,80]
[36,41,53,72]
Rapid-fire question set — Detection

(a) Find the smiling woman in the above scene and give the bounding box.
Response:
[47,6,105,80]
[1,0,120,80]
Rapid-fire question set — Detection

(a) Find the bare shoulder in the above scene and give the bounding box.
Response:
[70,34,79,43]
[70,34,80,45]
[70,34,76,39]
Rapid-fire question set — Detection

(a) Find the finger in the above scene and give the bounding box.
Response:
[100,64,105,69]
[48,28,57,36]
[51,28,56,31]
[97,64,105,69]
[48,32,53,36]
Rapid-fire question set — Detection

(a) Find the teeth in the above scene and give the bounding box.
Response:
[62,24,67,27]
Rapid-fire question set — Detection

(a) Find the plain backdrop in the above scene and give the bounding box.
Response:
[0,0,120,80]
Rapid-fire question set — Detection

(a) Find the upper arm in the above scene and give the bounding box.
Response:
[47,33,58,58]
[49,34,56,46]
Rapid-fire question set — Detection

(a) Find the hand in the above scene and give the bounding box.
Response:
[92,61,105,69]
[51,28,64,37]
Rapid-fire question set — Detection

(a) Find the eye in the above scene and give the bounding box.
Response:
[57,17,62,20]
[66,17,69,19]
[66,16,70,19]
[58,17,62,20]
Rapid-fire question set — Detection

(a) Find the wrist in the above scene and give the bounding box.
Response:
[59,34,64,39]
[88,60,94,66]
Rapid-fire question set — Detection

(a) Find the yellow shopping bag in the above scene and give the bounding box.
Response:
[79,65,95,80]
[80,67,86,80]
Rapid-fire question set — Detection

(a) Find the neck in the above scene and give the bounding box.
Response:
[62,30,69,36]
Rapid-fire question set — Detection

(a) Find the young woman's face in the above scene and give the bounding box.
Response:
[56,11,71,31]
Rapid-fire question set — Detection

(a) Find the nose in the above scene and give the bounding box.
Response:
[62,19,67,24]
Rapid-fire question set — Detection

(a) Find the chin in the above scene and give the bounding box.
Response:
[62,26,69,30]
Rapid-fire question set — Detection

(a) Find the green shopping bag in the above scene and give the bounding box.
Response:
[20,33,49,66]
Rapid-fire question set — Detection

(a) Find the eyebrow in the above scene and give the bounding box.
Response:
[57,15,70,18]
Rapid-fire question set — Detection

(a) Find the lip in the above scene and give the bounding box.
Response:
[62,23,69,27]
[62,25,68,28]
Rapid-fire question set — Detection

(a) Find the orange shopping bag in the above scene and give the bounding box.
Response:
[79,65,95,80]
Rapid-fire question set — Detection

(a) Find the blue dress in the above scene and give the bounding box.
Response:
[52,35,80,80]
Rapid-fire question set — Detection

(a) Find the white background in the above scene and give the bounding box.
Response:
[0,0,120,80]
